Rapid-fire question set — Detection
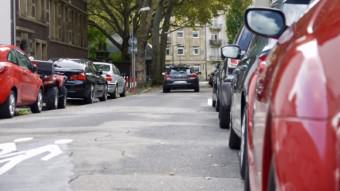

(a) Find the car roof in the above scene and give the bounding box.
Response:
[93,62,112,66]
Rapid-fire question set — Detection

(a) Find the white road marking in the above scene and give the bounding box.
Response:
[207,98,212,106]
[13,137,34,143]
[0,138,73,176]
[54,139,73,145]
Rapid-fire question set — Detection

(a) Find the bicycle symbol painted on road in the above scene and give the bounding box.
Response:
[0,137,73,175]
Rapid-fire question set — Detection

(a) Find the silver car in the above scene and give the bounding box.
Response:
[93,62,126,98]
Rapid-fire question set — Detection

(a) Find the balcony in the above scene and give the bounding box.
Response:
[210,24,222,31]
[210,39,222,47]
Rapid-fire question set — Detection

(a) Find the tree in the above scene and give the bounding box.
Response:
[225,0,252,43]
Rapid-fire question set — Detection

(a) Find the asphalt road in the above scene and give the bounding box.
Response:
[0,82,243,191]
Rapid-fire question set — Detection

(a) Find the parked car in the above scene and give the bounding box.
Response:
[208,72,214,87]
[212,63,221,110]
[242,0,338,190]
[216,26,253,128]
[93,62,126,98]
[53,59,108,103]
[0,45,43,118]
[225,0,311,166]
[32,60,67,110]
[162,65,199,93]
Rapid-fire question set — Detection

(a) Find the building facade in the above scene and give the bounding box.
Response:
[15,0,88,60]
[165,13,228,80]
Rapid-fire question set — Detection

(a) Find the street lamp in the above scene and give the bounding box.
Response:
[130,6,151,92]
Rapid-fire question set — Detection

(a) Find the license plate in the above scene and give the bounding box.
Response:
[173,81,186,84]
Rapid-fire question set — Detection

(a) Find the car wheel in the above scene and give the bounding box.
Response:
[163,86,170,93]
[244,155,250,191]
[268,160,276,191]
[194,86,200,92]
[45,87,59,110]
[58,86,67,109]
[120,86,126,97]
[112,85,118,99]
[85,85,95,104]
[228,126,241,150]
[30,90,43,113]
[0,91,16,118]
[240,110,247,179]
[212,99,216,107]
[219,106,230,129]
[99,85,108,101]
[215,98,220,112]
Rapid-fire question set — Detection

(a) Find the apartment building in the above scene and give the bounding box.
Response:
[165,13,228,80]
[13,0,87,60]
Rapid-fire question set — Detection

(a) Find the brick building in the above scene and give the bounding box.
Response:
[15,0,88,60]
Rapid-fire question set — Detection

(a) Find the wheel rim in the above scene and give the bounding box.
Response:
[240,113,246,166]
[38,92,43,111]
[9,93,16,116]
[54,93,59,108]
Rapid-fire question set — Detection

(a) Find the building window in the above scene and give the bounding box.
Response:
[177,30,184,38]
[166,48,170,56]
[177,46,184,55]
[192,46,200,55]
[211,34,218,40]
[192,31,200,38]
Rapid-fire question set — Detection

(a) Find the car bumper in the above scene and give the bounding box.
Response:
[65,81,89,98]
[107,83,117,94]
[164,79,199,89]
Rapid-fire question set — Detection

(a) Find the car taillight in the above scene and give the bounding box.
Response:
[43,75,55,85]
[0,63,7,74]
[105,74,113,81]
[189,73,198,80]
[165,75,171,80]
[69,73,86,81]
[257,53,268,73]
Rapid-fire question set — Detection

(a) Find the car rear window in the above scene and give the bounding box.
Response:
[54,60,85,70]
[169,68,191,75]
[94,64,111,72]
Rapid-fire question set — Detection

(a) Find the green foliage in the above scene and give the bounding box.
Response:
[110,52,122,62]
[88,26,107,59]
[226,0,252,43]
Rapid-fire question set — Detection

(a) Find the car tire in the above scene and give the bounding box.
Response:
[112,85,119,99]
[215,98,220,112]
[244,155,250,191]
[268,160,276,191]
[85,85,95,104]
[0,90,16,118]
[120,86,126,97]
[163,86,170,93]
[212,99,216,107]
[240,110,247,179]
[99,85,108,101]
[229,126,241,150]
[45,87,59,110]
[194,86,200,92]
[219,106,230,129]
[58,86,67,109]
[30,90,43,113]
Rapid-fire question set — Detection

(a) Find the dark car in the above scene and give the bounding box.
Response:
[163,65,199,93]
[53,59,108,103]
[216,26,253,128]
[32,60,67,110]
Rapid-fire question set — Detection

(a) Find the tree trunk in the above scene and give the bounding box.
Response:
[135,0,154,88]
[159,0,175,81]
[151,0,165,85]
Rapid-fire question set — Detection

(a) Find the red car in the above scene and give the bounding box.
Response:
[241,1,339,191]
[0,45,43,118]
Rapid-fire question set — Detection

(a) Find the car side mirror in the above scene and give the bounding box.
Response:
[31,64,38,73]
[245,8,287,39]
[221,45,241,59]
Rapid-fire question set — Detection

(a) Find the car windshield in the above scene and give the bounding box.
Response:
[54,60,85,70]
[236,27,253,51]
[169,68,191,75]
[94,64,111,72]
